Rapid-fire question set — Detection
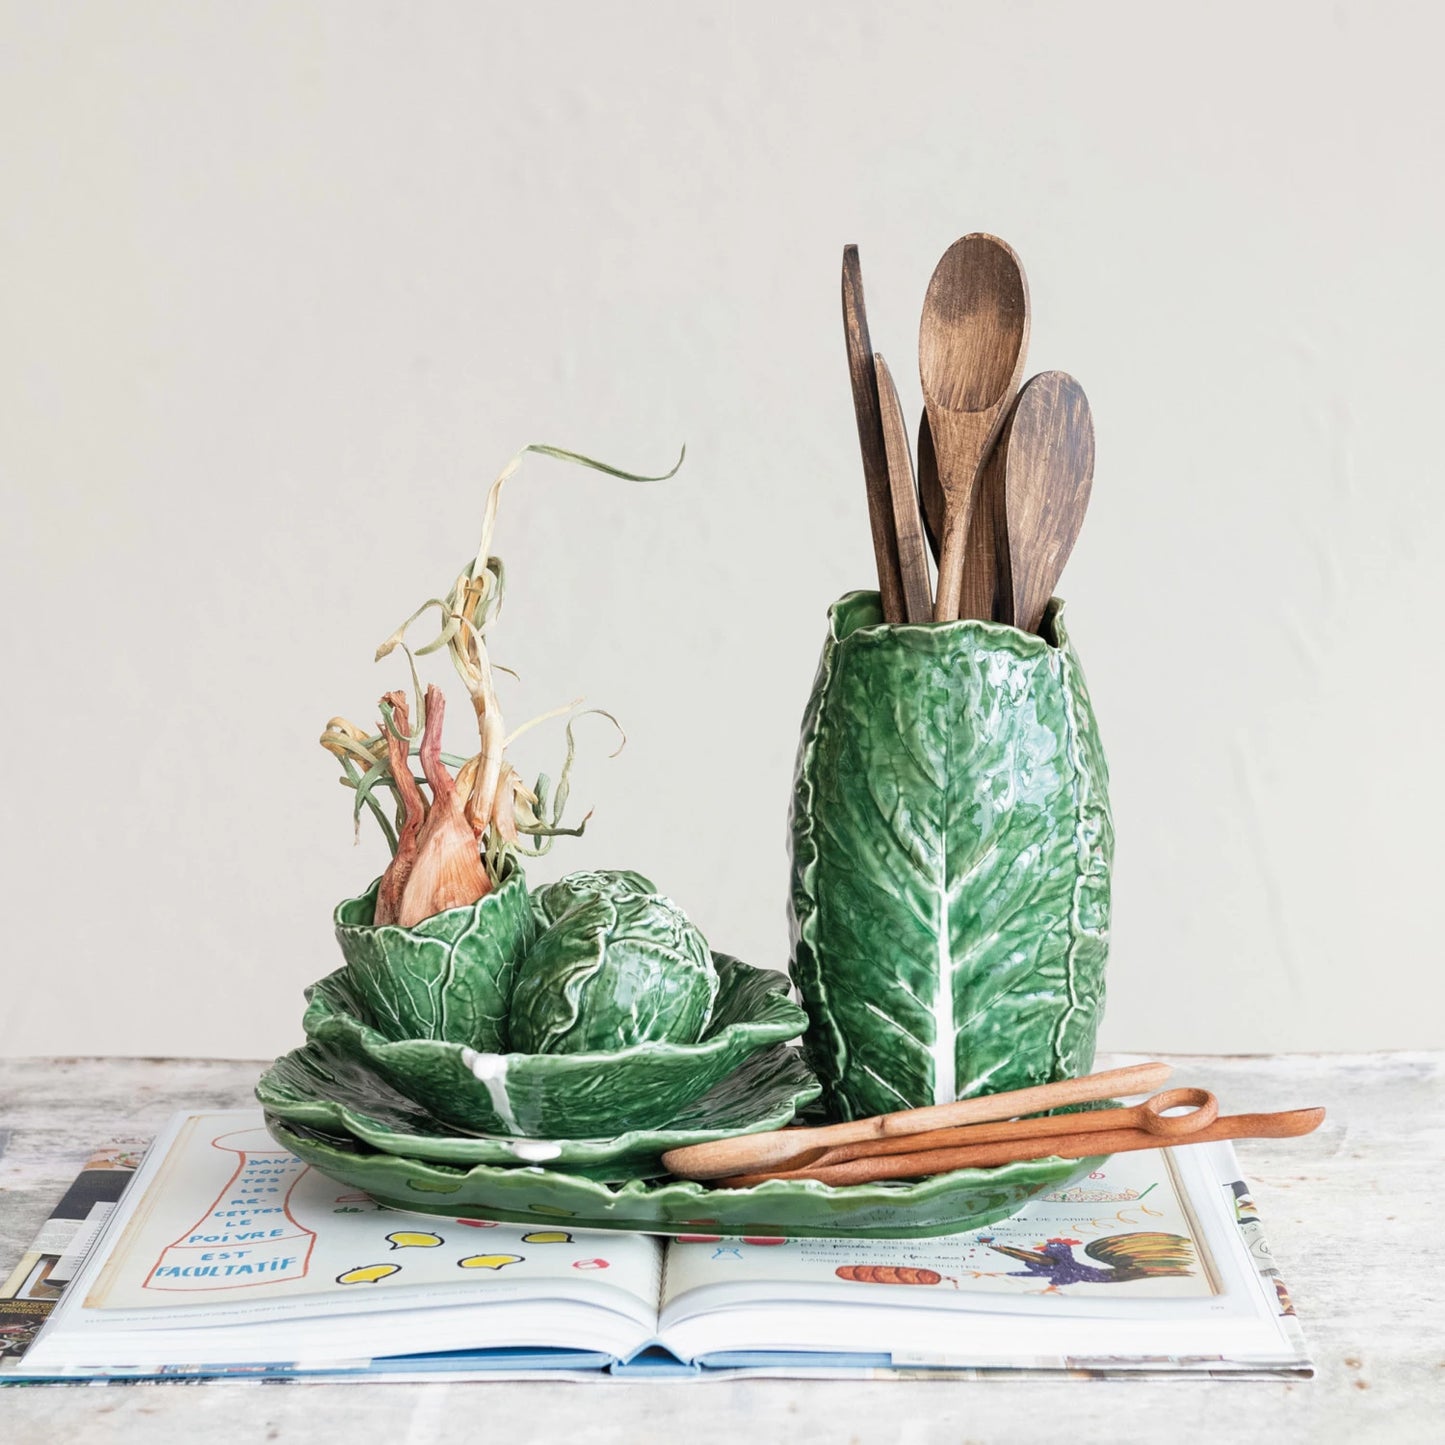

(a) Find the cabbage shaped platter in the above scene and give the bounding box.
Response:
[301,952,809,1138]
[257,1038,820,1182]
[265,1115,1102,1239]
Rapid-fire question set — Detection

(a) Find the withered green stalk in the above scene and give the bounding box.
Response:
[320,443,683,925]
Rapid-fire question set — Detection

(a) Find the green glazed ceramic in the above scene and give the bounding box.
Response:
[790,591,1113,1122]
[257,1040,820,1182]
[333,865,535,1051]
[266,1116,1103,1239]
[302,953,809,1138]
[510,878,718,1055]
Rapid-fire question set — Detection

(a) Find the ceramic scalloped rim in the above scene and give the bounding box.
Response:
[301,953,810,1138]
[266,1115,1103,1240]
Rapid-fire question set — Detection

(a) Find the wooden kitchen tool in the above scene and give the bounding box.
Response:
[842,246,907,623]
[713,1107,1327,1189]
[917,410,943,563]
[873,352,933,622]
[758,1087,1219,1176]
[994,371,1096,635]
[960,422,1006,621]
[919,234,1030,621]
[661,1061,1172,1183]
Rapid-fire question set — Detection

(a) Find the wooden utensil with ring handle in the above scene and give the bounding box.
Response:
[714,1107,1327,1189]
[873,352,933,622]
[764,1087,1219,1176]
[661,1061,1172,1183]
[994,371,1095,635]
[919,234,1030,621]
[841,246,907,623]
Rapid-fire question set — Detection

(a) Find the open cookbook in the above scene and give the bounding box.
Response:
[6,1109,1310,1382]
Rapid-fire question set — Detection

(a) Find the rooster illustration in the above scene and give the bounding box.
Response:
[979,1231,1195,1288]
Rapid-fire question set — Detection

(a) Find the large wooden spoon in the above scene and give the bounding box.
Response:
[841,246,906,623]
[993,371,1095,635]
[919,235,1030,621]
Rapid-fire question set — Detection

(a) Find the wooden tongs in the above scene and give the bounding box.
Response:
[661,1062,1325,1190]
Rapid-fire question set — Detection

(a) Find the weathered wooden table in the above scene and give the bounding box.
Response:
[0,1053,1439,1442]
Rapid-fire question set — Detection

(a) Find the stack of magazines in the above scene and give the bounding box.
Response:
[0,1109,1310,1382]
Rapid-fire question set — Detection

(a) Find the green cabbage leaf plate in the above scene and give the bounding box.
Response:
[265,1115,1102,1239]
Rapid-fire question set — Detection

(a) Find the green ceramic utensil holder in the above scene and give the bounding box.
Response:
[790,590,1113,1122]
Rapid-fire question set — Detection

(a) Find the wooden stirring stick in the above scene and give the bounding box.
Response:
[661,1061,1172,1182]
[713,1108,1327,1189]
[874,352,933,622]
[841,246,906,622]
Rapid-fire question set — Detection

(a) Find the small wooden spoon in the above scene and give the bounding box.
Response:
[842,246,907,623]
[873,353,932,622]
[662,1061,1171,1183]
[994,371,1095,635]
[919,234,1030,621]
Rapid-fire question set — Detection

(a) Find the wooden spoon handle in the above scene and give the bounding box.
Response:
[958,432,1005,620]
[661,1061,1172,1182]
[715,1109,1326,1189]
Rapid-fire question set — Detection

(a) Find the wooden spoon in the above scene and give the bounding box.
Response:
[714,1108,1327,1189]
[919,235,1030,621]
[873,353,932,622]
[661,1061,1171,1183]
[841,246,906,623]
[993,371,1096,635]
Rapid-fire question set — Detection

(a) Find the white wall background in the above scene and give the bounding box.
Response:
[2,1,1440,1059]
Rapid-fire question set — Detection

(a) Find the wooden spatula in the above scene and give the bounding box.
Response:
[994,371,1095,635]
[918,235,1030,622]
[841,246,907,623]
[873,352,933,623]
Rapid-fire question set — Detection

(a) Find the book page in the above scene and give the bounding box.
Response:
[661,1147,1221,1319]
[83,1111,661,1328]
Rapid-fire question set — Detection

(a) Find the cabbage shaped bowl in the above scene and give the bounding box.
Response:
[300,950,809,1138]
[332,866,535,1051]
[257,1037,820,1181]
